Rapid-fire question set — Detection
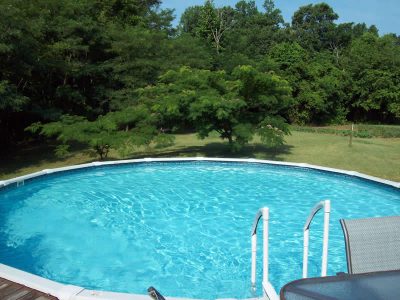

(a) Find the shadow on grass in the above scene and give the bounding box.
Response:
[0,140,293,179]
[0,141,96,179]
[134,142,293,161]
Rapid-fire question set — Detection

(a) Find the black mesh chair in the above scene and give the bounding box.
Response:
[280,270,400,300]
[340,215,400,274]
[280,216,400,299]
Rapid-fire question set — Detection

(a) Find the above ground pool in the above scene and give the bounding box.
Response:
[0,159,399,299]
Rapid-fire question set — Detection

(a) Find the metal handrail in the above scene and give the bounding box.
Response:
[302,200,331,278]
[251,208,269,289]
[251,207,279,300]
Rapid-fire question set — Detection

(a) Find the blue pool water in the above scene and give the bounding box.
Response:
[0,161,399,299]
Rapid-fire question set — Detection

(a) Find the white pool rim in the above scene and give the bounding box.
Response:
[0,157,399,300]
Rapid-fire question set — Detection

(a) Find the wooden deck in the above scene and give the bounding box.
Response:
[0,277,58,300]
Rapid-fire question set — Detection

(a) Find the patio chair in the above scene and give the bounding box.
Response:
[340,215,400,274]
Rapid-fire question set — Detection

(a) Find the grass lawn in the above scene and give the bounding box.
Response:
[1,131,399,182]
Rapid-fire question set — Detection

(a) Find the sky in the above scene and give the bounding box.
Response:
[160,0,400,35]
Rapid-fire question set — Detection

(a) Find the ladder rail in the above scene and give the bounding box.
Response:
[251,207,269,289]
[302,200,331,278]
[251,208,279,300]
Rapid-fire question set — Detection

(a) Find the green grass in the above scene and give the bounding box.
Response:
[1,131,399,182]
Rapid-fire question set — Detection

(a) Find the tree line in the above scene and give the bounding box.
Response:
[1,0,399,157]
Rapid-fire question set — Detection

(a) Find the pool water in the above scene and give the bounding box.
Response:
[0,161,399,299]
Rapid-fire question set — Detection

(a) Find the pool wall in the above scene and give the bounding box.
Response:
[0,263,193,300]
[0,157,399,300]
[1,157,399,189]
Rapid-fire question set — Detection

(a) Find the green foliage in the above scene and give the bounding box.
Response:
[291,124,400,138]
[268,43,307,70]
[292,3,338,51]
[179,5,203,35]
[106,25,171,108]
[220,0,285,64]
[0,80,29,111]
[139,66,292,151]
[357,125,400,138]
[54,144,71,158]
[345,33,400,122]
[258,117,290,147]
[26,107,174,160]
[166,34,213,70]
[291,126,372,138]
[1,0,399,153]
[268,43,351,125]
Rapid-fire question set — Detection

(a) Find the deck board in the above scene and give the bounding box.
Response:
[0,278,58,300]
[6,289,31,300]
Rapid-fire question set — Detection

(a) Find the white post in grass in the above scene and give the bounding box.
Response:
[349,123,354,147]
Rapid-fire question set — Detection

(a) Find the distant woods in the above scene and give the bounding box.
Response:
[1,0,399,157]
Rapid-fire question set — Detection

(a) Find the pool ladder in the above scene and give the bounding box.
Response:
[251,200,331,300]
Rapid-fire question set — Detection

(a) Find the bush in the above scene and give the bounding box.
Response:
[354,130,373,138]
[357,125,400,138]
[290,124,400,139]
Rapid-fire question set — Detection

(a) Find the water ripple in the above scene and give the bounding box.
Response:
[0,162,399,299]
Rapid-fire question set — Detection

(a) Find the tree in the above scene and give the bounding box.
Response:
[139,66,292,150]
[235,0,258,20]
[292,54,350,124]
[0,0,45,149]
[2,0,400,156]
[93,0,170,28]
[26,106,174,160]
[105,25,171,110]
[220,0,284,68]
[0,81,30,147]
[166,34,213,70]
[208,7,235,54]
[179,5,203,36]
[197,0,234,54]
[292,3,339,51]
[345,33,400,122]
[0,0,175,150]
[327,23,353,65]
[268,42,350,124]
[188,1,235,54]
[263,0,284,26]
